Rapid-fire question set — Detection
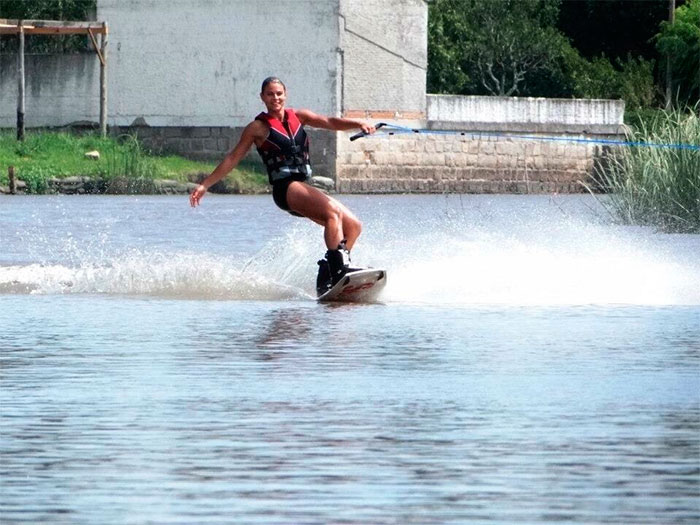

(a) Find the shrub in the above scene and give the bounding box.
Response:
[593,106,700,233]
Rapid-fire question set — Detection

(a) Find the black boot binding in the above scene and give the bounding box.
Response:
[316,258,331,296]
[316,240,362,296]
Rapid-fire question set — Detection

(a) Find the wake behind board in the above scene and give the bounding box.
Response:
[317,268,387,303]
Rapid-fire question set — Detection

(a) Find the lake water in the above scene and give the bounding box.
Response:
[1,194,699,524]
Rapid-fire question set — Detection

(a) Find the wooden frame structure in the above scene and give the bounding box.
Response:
[0,19,108,139]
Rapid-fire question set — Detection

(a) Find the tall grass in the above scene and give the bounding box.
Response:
[0,131,168,182]
[594,106,700,233]
[102,134,165,180]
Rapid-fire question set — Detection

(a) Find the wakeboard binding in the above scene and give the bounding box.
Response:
[316,240,362,297]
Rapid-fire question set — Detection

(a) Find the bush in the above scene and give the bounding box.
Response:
[617,56,658,110]
[571,54,657,109]
[593,106,700,233]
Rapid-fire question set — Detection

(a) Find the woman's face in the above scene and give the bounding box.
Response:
[261,82,286,113]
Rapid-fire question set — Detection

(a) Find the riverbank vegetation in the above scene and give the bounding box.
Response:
[429,0,699,232]
[0,131,267,194]
[594,107,699,233]
[428,0,698,110]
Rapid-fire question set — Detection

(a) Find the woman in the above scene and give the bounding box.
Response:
[189,77,375,295]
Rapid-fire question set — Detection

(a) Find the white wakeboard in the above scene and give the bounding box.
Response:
[317,268,387,303]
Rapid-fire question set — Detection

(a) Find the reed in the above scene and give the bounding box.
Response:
[594,106,700,233]
[101,133,163,180]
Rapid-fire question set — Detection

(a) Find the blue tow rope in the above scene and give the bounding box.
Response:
[350,122,700,151]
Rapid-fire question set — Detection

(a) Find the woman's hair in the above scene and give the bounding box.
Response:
[261,77,286,93]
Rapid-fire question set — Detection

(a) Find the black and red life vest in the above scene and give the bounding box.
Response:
[255,108,311,184]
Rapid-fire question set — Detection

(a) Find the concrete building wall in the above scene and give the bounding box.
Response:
[97,0,340,127]
[1,0,430,179]
[1,1,341,127]
[339,0,427,117]
[0,1,431,129]
[427,95,625,131]
[0,54,99,127]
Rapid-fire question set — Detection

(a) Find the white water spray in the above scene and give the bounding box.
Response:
[1,201,698,305]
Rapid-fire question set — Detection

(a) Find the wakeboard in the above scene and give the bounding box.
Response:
[317,268,387,303]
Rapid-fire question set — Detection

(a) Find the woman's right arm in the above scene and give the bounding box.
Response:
[189,123,258,207]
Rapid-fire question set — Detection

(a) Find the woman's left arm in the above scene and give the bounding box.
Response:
[296,109,375,135]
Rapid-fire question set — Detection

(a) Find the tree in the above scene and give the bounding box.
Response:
[565,54,657,110]
[0,0,96,53]
[466,0,570,96]
[428,0,579,97]
[427,0,663,108]
[427,0,472,94]
[655,0,700,106]
[558,0,671,62]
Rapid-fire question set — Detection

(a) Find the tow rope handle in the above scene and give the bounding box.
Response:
[350,122,387,141]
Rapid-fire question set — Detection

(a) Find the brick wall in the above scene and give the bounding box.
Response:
[117,125,337,178]
[336,130,606,194]
[335,96,625,194]
[113,125,242,161]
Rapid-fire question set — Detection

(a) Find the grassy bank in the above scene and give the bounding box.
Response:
[596,107,700,234]
[0,131,268,194]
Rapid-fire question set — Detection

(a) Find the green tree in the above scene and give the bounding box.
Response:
[427,0,660,108]
[466,0,569,96]
[568,54,657,110]
[428,0,581,97]
[558,0,670,62]
[0,0,96,53]
[427,0,472,94]
[428,0,600,96]
[655,0,700,106]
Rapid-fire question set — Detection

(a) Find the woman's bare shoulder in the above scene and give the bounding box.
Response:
[243,118,269,139]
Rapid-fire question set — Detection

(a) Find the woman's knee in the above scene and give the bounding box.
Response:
[324,201,344,225]
[349,217,362,236]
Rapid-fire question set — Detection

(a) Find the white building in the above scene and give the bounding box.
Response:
[99,0,427,127]
[1,0,428,176]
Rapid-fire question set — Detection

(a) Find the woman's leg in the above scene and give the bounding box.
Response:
[286,182,362,250]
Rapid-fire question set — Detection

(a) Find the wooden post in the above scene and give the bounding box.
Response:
[8,166,16,195]
[17,20,25,141]
[99,22,108,138]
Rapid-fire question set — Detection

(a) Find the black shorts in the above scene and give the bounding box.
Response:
[272,174,307,217]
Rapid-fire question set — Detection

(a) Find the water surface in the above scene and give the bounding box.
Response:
[1,194,699,524]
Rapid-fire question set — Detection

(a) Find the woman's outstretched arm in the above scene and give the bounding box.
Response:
[295,109,375,135]
[190,123,258,207]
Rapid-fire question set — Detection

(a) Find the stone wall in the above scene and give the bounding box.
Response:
[335,96,625,193]
[116,125,337,178]
[336,131,602,193]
